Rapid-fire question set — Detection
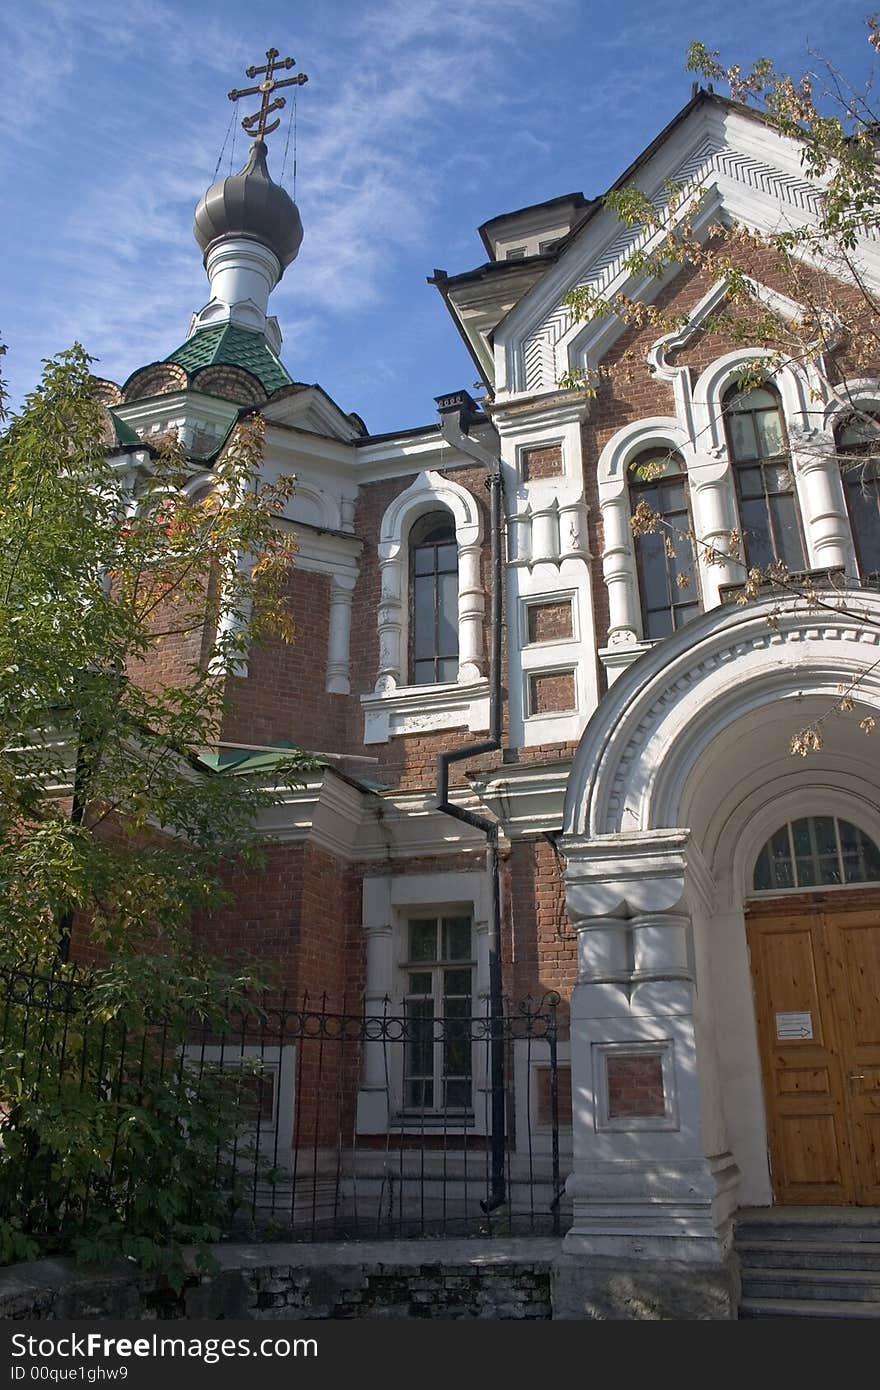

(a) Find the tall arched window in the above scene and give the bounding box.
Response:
[838,412,880,579]
[629,448,700,639]
[410,512,459,684]
[724,384,806,572]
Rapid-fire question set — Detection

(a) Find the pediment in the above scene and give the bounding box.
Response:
[263,383,364,442]
[492,97,873,400]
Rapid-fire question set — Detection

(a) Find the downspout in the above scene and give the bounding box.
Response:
[434,391,506,1212]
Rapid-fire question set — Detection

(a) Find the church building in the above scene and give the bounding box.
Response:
[92,63,880,1317]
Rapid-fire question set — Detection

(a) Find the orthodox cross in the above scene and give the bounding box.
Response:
[228,48,308,140]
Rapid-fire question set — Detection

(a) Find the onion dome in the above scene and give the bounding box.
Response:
[193,140,303,275]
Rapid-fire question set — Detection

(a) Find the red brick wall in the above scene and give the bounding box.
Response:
[220,567,347,752]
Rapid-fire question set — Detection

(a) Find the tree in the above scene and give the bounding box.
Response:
[0,343,313,1276]
[560,19,880,756]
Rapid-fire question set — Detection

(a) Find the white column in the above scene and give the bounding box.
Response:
[602,494,641,641]
[690,467,742,608]
[457,541,485,683]
[791,428,853,574]
[326,574,356,694]
[374,547,404,693]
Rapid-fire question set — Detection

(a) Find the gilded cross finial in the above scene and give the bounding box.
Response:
[227,47,308,140]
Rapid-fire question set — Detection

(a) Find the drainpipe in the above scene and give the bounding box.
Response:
[434,390,506,1212]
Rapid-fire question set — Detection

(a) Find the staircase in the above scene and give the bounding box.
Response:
[736,1208,880,1319]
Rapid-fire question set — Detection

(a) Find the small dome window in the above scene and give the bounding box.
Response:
[753,816,880,892]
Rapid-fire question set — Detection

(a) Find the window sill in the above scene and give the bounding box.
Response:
[361,678,490,744]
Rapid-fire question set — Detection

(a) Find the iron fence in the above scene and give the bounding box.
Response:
[0,961,570,1250]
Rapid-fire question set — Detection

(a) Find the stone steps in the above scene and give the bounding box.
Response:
[741,1297,880,1319]
[736,1209,880,1319]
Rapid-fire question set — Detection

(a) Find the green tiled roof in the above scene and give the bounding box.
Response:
[165,324,293,395]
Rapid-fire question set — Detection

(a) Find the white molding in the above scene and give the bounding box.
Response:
[468,760,572,837]
[493,102,880,399]
[562,589,880,840]
[361,678,491,744]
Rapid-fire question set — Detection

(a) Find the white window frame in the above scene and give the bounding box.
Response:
[361,471,489,743]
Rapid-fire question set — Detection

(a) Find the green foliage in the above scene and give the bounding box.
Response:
[0,344,316,1274]
[0,956,269,1286]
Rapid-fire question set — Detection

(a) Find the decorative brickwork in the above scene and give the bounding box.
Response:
[527,599,573,644]
[521,444,562,481]
[529,670,576,716]
[606,1053,665,1119]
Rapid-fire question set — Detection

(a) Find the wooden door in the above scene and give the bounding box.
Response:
[747,891,880,1206]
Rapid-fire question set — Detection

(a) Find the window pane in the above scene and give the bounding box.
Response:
[409,972,432,995]
[444,1079,471,1108]
[858,827,880,880]
[792,819,812,857]
[409,921,437,962]
[646,607,674,639]
[413,575,436,659]
[413,546,435,575]
[846,477,880,574]
[740,498,775,570]
[639,533,668,604]
[796,856,817,888]
[442,918,472,960]
[437,573,458,654]
[813,817,837,855]
[437,657,458,682]
[737,466,764,500]
[413,659,435,684]
[436,544,457,572]
[729,411,758,461]
[443,968,472,998]
[754,845,772,891]
[769,493,805,570]
[756,407,785,457]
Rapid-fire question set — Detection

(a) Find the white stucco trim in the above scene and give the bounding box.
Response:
[363,471,488,743]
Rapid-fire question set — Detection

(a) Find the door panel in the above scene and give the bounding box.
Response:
[823,911,880,1204]
[747,907,853,1204]
[747,893,880,1206]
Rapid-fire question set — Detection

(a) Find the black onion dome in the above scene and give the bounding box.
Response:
[193,140,303,272]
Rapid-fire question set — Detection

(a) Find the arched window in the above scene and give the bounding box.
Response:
[724,384,806,572]
[410,512,459,684]
[629,448,700,639]
[838,412,880,578]
[753,816,880,891]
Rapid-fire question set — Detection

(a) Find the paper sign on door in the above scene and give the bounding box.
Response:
[775,1011,813,1041]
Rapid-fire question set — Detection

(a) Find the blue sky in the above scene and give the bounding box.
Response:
[2,0,875,434]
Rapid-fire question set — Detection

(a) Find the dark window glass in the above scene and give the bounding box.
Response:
[409,513,459,685]
[839,413,880,577]
[725,385,806,572]
[752,817,880,891]
[403,916,474,1114]
[629,449,700,639]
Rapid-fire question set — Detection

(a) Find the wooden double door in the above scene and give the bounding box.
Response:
[747,891,880,1205]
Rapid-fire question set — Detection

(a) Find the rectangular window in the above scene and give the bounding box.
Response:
[403,916,474,1112]
[505,246,526,260]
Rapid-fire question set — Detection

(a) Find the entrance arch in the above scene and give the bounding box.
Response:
[559,593,880,1259]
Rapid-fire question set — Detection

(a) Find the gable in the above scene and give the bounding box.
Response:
[492,96,878,401]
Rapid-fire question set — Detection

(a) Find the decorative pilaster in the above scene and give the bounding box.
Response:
[790,425,853,574]
[561,830,739,1271]
[326,574,356,694]
[356,887,394,1133]
[457,541,485,683]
